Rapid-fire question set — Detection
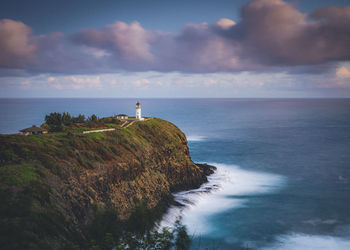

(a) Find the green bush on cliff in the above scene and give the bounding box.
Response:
[0,162,38,187]
[85,206,123,248]
[90,223,190,250]
[174,220,192,250]
[85,203,191,250]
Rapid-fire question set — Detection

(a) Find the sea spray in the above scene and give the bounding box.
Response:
[159,163,286,235]
[261,233,350,250]
[186,135,206,142]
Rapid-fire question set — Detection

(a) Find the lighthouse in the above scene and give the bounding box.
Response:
[136,101,142,120]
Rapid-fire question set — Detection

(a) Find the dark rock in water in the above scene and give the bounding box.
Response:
[196,163,217,176]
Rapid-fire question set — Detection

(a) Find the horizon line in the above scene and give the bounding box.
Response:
[1,97,350,100]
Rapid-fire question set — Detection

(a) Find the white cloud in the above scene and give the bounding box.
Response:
[18,80,31,89]
[51,83,63,90]
[336,66,350,78]
[132,78,150,87]
[2,70,350,98]
[47,76,55,82]
[215,18,236,29]
[203,78,218,86]
[47,75,102,90]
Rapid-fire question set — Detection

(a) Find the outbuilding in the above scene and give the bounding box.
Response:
[19,125,48,136]
[116,114,129,120]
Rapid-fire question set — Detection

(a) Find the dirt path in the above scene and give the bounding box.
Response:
[120,120,135,128]
[120,121,128,128]
[124,121,135,128]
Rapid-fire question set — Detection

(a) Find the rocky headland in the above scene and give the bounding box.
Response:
[0,118,215,249]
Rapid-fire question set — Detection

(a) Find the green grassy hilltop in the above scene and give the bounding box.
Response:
[0,117,211,249]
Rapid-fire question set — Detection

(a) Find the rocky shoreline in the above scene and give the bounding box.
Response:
[196,163,217,177]
[167,163,217,208]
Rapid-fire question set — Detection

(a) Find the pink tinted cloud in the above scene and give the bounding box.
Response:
[73,21,154,68]
[0,0,349,76]
[152,22,254,72]
[234,0,350,65]
[0,19,36,67]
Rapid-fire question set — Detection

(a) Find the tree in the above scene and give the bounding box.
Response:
[154,227,174,249]
[45,112,64,132]
[45,112,62,126]
[76,114,85,123]
[71,114,85,123]
[61,112,72,125]
[174,220,191,250]
[88,114,99,122]
[103,233,115,250]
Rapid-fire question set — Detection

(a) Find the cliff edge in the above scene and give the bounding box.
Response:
[0,118,213,249]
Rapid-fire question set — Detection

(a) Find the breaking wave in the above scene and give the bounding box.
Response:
[261,233,350,250]
[186,135,206,142]
[158,163,286,235]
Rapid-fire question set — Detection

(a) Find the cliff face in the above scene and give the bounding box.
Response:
[0,118,208,249]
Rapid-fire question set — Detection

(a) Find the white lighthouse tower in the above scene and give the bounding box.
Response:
[136,101,142,120]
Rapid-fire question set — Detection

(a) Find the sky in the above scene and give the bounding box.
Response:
[0,0,350,98]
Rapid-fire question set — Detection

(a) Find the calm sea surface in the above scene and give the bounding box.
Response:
[1,98,350,249]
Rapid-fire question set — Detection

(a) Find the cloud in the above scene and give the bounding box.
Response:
[152,21,253,72]
[132,78,150,87]
[80,46,110,58]
[72,21,154,69]
[0,19,36,67]
[0,0,349,76]
[215,18,236,30]
[2,69,350,98]
[32,32,106,74]
[48,75,102,90]
[332,66,350,87]
[336,66,350,78]
[233,0,350,66]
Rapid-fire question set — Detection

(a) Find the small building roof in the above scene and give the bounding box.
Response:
[117,114,128,116]
[20,125,47,132]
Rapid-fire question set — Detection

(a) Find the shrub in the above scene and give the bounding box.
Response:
[1,149,17,162]
[174,220,191,250]
[88,114,99,122]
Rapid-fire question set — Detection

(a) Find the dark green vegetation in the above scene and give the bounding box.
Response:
[43,112,122,132]
[0,116,212,249]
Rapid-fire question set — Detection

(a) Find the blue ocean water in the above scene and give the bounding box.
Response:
[1,98,350,249]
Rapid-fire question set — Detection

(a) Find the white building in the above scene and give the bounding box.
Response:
[136,101,143,120]
[116,114,128,120]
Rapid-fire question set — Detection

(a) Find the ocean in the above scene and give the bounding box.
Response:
[1,98,350,249]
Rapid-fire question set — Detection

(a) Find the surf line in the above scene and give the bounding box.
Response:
[158,163,286,235]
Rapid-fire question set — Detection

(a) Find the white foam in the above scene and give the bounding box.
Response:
[186,135,206,142]
[158,163,286,235]
[262,233,350,250]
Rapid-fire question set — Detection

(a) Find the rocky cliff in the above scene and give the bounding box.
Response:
[0,118,213,249]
